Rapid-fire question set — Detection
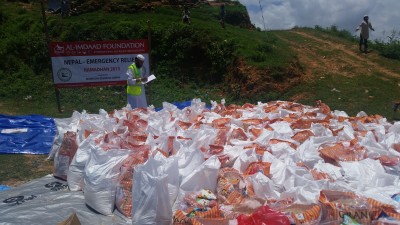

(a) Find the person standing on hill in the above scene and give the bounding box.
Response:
[355,15,375,53]
[61,0,69,18]
[220,3,226,28]
[182,6,191,24]
[126,54,148,109]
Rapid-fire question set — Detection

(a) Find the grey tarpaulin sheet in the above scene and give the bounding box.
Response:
[0,175,131,225]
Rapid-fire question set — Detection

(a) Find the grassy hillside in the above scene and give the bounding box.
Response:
[0,0,299,118]
[275,28,400,119]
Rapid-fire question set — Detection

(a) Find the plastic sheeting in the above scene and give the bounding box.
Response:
[0,185,11,192]
[0,175,131,225]
[0,114,57,154]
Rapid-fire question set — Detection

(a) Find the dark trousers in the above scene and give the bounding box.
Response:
[359,34,368,52]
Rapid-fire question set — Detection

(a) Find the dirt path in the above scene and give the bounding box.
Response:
[276,30,400,80]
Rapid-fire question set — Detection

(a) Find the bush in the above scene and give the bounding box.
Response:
[70,0,106,15]
[373,40,400,60]
[0,10,7,25]
[225,10,251,28]
[151,24,236,84]
[250,52,266,62]
[206,39,236,82]
[257,43,273,53]
[325,25,356,41]
[0,64,35,97]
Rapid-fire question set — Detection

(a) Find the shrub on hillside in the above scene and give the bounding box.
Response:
[224,5,253,29]
[0,10,7,24]
[372,30,400,60]
[0,64,44,98]
[373,40,400,60]
[151,24,236,84]
[70,0,106,15]
[104,0,149,13]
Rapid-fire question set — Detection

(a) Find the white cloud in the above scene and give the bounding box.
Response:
[239,0,400,41]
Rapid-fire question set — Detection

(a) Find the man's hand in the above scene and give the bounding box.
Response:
[141,77,148,83]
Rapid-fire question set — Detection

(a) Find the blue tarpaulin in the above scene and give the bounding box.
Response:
[0,114,56,154]
[0,185,11,192]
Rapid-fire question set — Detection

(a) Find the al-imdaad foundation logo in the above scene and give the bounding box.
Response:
[57,68,72,82]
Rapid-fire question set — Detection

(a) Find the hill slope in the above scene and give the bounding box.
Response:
[0,0,301,116]
[273,28,400,119]
[1,1,399,120]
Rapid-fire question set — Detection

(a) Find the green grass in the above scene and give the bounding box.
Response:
[273,28,400,120]
[50,3,292,68]
[1,1,297,118]
[0,154,52,185]
[281,72,400,119]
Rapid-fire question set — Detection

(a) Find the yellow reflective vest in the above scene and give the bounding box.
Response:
[127,64,142,96]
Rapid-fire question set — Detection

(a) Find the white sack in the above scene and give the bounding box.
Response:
[83,148,131,215]
[269,121,293,137]
[270,142,297,161]
[173,155,221,212]
[296,139,322,166]
[132,153,179,225]
[48,111,82,160]
[176,147,204,179]
[179,155,221,192]
[232,148,258,174]
[340,158,400,190]
[248,172,280,199]
[67,132,101,191]
[262,151,289,193]
[223,145,244,167]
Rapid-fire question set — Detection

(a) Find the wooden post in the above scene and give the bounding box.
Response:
[147,20,152,106]
[40,0,62,113]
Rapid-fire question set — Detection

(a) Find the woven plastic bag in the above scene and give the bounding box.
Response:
[132,153,179,225]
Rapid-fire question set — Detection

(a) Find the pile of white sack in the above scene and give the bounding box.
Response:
[48,99,400,225]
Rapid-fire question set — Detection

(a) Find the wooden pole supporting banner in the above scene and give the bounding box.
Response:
[147,20,153,106]
[40,0,63,113]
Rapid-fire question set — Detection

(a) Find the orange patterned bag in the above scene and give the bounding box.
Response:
[273,203,322,225]
[319,190,371,224]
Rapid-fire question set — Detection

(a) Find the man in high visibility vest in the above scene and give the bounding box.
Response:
[126,54,148,108]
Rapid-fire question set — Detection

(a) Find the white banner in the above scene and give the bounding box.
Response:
[50,40,149,88]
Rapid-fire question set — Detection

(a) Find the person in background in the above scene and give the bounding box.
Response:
[355,15,375,53]
[220,3,226,28]
[61,0,69,18]
[182,6,191,24]
[126,54,148,109]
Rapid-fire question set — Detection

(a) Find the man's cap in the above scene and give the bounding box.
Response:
[136,54,145,62]
[364,15,369,18]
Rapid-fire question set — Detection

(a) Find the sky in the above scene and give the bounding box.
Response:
[240,0,400,42]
